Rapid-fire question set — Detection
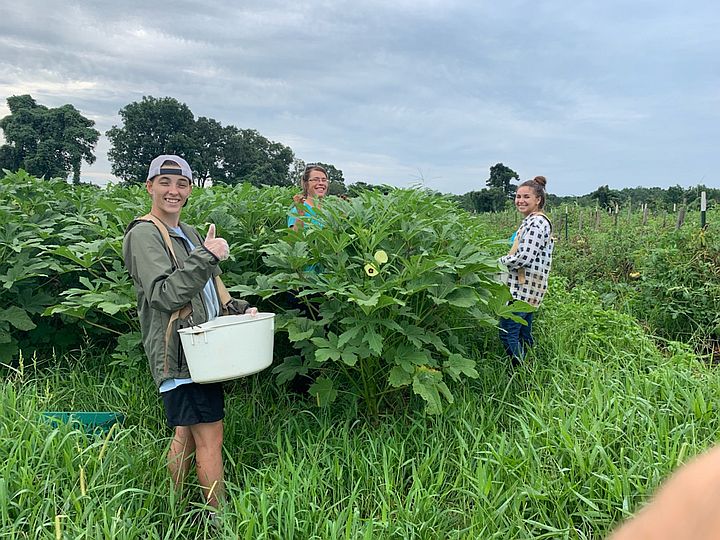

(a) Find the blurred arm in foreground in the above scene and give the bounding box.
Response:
[609,444,720,540]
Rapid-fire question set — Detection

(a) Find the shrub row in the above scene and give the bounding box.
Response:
[0,171,516,414]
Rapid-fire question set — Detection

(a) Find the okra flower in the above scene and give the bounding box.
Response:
[374,250,388,264]
[364,263,379,277]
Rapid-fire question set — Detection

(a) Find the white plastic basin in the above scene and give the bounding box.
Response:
[177,313,275,383]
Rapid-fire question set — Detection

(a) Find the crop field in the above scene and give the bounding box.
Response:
[484,203,720,352]
[1,171,719,539]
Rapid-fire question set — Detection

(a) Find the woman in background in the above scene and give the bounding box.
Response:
[288,164,328,231]
[498,176,554,366]
[286,164,330,392]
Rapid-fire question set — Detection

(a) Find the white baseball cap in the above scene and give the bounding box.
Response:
[147,155,193,182]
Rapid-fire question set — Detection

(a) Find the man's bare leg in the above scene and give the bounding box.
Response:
[168,426,196,489]
[189,420,225,508]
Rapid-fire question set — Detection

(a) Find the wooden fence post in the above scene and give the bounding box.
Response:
[578,208,583,233]
[613,202,619,228]
[676,206,686,229]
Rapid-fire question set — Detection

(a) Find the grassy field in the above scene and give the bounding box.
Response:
[2,174,718,538]
[3,280,720,539]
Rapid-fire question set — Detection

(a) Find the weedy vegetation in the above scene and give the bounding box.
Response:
[2,171,719,538]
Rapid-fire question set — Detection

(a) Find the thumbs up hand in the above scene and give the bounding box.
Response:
[205,223,216,241]
[203,224,229,261]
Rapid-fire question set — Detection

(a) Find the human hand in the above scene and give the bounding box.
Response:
[293,194,306,214]
[609,444,720,540]
[203,224,229,261]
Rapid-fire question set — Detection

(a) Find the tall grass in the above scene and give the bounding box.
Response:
[2,281,719,538]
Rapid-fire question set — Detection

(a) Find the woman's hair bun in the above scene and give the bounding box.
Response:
[532,176,547,188]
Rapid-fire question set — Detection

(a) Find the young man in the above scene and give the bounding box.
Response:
[123,155,255,508]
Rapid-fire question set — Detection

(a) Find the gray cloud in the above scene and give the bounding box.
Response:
[1,0,718,194]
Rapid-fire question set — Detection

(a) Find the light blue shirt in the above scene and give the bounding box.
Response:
[288,202,324,273]
[288,202,322,228]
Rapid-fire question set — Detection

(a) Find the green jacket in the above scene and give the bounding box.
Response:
[123,219,223,388]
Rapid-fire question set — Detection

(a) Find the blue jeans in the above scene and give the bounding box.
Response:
[499,312,534,364]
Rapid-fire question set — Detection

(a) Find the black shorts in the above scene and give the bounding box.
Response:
[161,382,224,427]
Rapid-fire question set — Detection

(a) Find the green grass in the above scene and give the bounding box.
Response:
[477,208,720,347]
[3,282,720,539]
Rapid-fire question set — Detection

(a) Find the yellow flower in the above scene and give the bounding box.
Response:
[364,264,379,277]
[629,271,641,279]
[374,250,388,264]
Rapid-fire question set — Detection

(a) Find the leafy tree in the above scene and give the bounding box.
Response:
[191,116,223,185]
[315,162,347,196]
[664,185,686,208]
[0,146,15,172]
[467,188,508,213]
[287,158,306,188]
[106,97,295,187]
[329,179,347,196]
[589,184,621,210]
[684,185,720,210]
[311,162,341,184]
[544,193,564,209]
[0,94,99,183]
[221,128,294,187]
[106,96,196,184]
[486,163,519,197]
[192,117,233,187]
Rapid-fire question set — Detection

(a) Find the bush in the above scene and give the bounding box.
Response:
[236,189,520,416]
[2,171,517,416]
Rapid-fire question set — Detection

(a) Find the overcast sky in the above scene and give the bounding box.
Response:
[1,0,718,195]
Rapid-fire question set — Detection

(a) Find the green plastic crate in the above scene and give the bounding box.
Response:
[42,412,124,434]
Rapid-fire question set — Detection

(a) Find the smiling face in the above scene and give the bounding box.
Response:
[146,171,191,226]
[515,186,541,216]
[304,169,328,200]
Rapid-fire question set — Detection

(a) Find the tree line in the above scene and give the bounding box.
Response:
[456,163,718,213]
[0,94,715,210]
[552,184,719,212]
[0,94,348,193]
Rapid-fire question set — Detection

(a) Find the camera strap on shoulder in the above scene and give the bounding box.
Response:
[531,211,553,233]
[136,213,233,374]
[505,212,552,285]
